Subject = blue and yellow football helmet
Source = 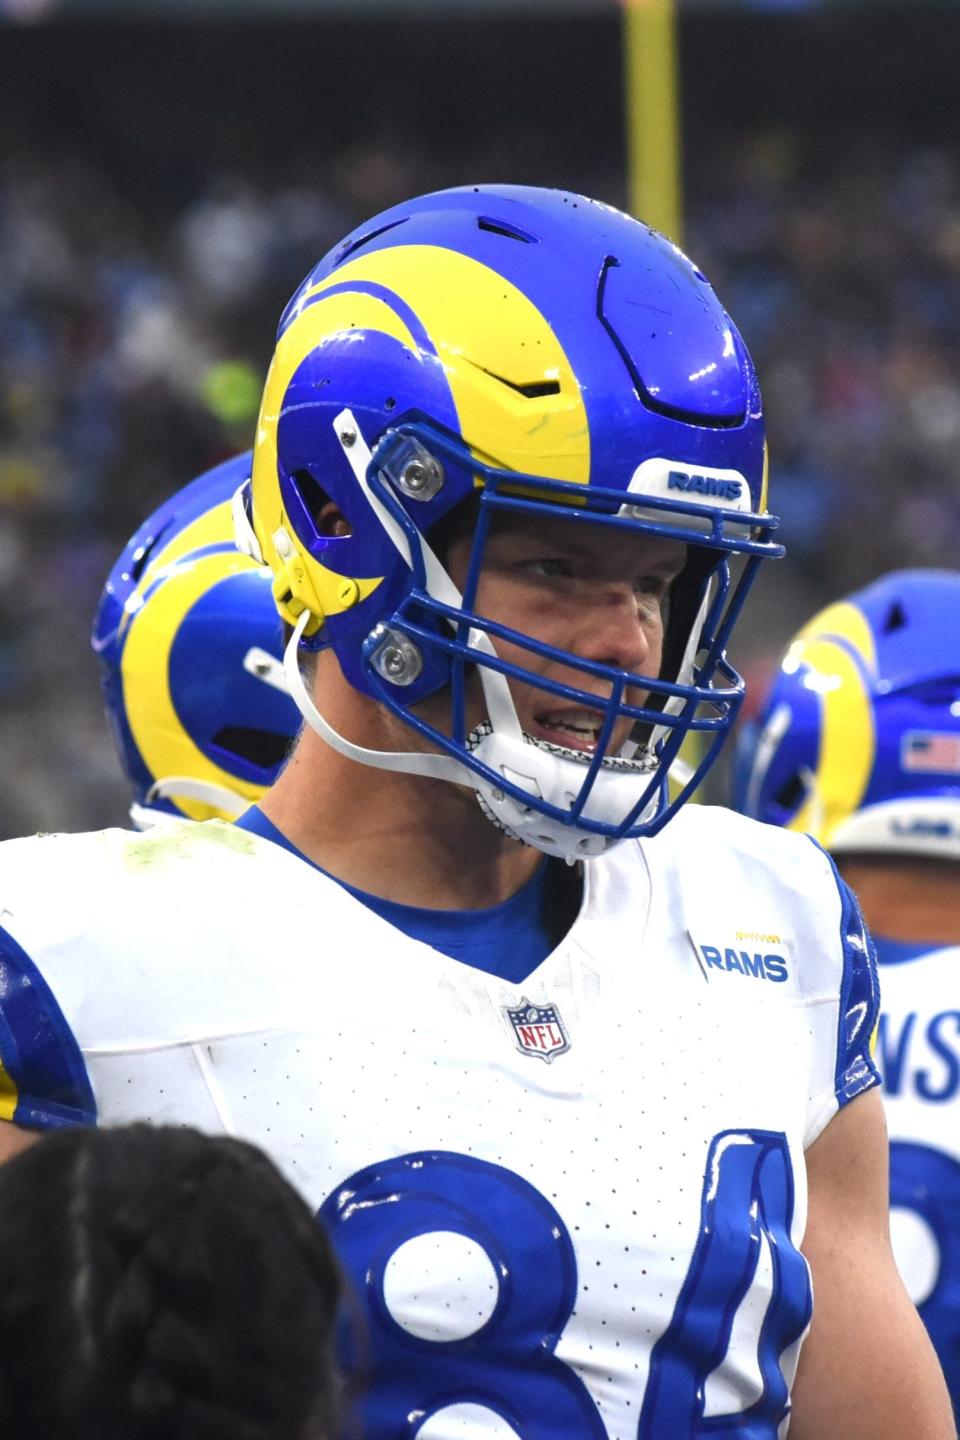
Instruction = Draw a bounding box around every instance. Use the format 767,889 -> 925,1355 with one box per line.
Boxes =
239,185 -> 783,859
733,570 -> 960,858
93,453 -> 301,828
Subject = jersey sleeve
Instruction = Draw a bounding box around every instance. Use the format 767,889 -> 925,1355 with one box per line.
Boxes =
0,831 -> 98,1132
801,837 -> 881,1145
831,869 -> 881,1108
0,922 -> 96,1129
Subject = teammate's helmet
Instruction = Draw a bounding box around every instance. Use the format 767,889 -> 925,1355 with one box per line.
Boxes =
241,184 -> 783,859
93,454 -> 301,828
733,570 -> 960,859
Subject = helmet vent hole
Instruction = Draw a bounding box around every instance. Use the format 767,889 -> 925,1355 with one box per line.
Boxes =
128,524 -> 171,583
883,600 -> 907,633
774,773 -> 808,812
476,216 -> 538,244
212,726 -> 291,770
128,543 -> 154,584
293,470 -> 349,537
465,360 -> 560,399
509,378 -> 561,399
332,217 -> 409,268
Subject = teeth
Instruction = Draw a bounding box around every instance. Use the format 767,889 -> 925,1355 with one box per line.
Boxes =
541,712 -> 602,736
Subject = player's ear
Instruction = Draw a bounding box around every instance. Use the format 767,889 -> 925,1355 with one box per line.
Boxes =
318,500 -> 351,538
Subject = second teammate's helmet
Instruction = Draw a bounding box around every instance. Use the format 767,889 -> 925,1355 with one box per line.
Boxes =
93,454 -> 301,827
734,570 -> 960,859
241,184 -> 783,859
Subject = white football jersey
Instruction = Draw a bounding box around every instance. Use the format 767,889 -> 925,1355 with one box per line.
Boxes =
0,807 -> 878,1440
873,935 -> 960,1412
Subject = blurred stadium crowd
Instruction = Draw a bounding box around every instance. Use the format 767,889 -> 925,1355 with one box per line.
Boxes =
3,114 -> 960,835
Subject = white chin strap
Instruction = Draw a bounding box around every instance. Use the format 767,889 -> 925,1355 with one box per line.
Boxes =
284,610 -> 470,786
648,578 -> 714,755
131,777 -> 252,829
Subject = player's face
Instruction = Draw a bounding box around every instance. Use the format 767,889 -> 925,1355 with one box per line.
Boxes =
445,510 -> 686,755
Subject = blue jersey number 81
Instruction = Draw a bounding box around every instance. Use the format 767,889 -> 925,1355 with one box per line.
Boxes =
319,1130 -> 811,1438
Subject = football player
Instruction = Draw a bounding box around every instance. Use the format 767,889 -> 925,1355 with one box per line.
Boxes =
92,452 -> 300,827
734,568 -> 960,1420
0,187 -> 950,1439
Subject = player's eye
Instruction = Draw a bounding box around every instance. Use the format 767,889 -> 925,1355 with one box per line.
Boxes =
525,557 -> 575,579
634,577 -> 672,623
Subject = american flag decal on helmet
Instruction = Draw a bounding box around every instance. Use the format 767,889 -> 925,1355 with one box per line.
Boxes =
503,998 -> 570,1063
902,731 -> 960,775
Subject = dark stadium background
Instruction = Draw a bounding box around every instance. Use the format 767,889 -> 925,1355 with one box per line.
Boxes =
2,0 -> 958,836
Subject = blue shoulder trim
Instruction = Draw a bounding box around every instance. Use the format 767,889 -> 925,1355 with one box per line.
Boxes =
806,841 -> 881,1107
0,924 -> 96,1129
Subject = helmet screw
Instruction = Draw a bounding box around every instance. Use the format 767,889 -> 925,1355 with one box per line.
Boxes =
369,626 -> 424,686
402,461 -> 428,491
339,425 -> 358,449
391,446 -> 444,501
337,577 -> 360,609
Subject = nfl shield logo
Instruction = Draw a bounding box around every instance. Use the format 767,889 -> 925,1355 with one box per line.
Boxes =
504,997 -> 570,1063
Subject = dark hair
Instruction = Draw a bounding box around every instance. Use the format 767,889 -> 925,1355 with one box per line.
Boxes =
0,1124 -> 341,1440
